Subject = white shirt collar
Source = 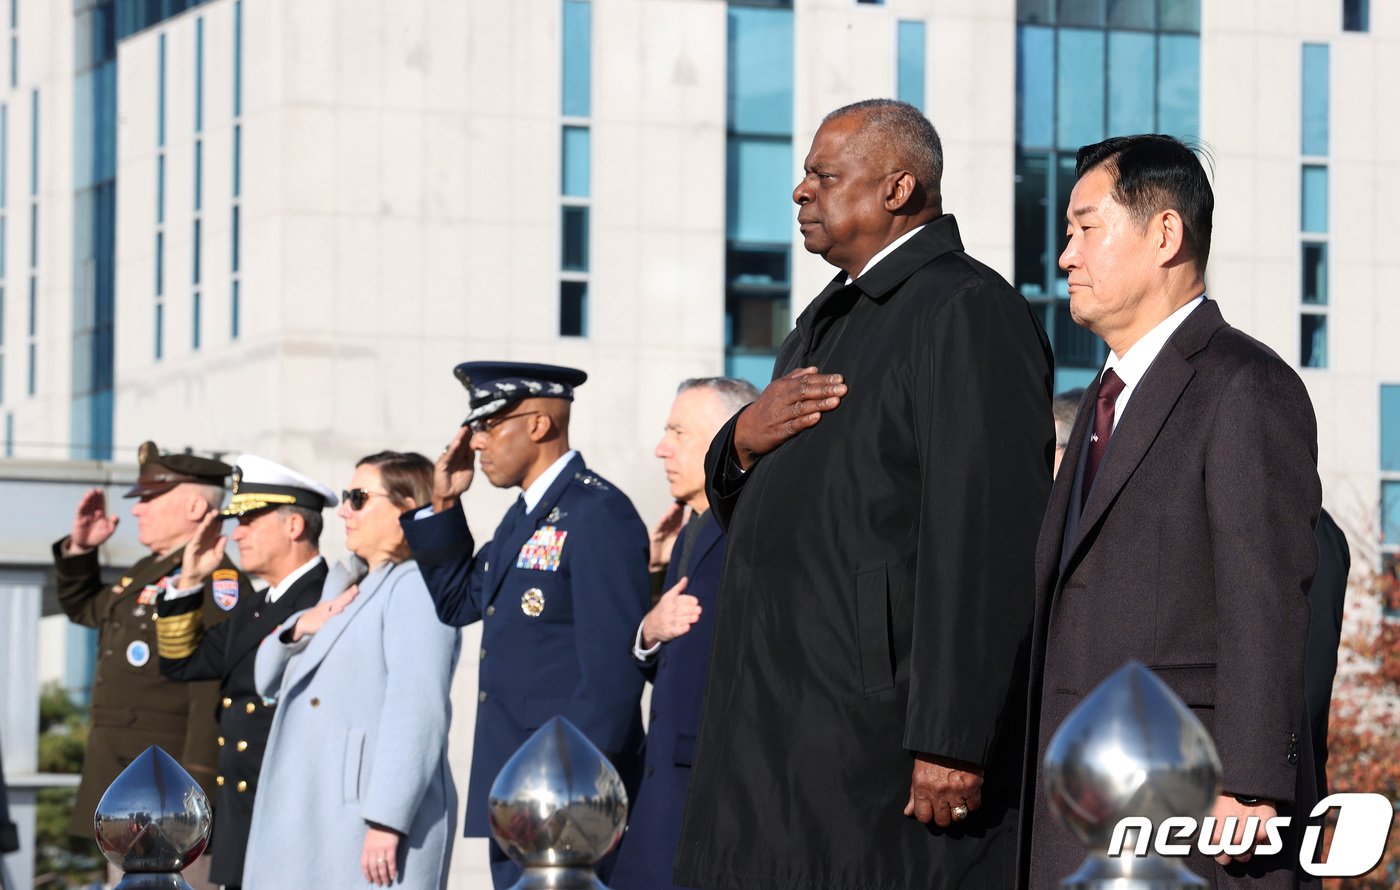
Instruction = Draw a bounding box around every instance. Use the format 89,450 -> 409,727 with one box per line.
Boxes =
522,450 -> 578,513
266,555 -> 325,604
1101,294 -> 1205,429
844,225 -> 927,285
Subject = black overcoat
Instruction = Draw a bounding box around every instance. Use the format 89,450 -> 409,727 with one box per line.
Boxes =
674,216 -> 1054,890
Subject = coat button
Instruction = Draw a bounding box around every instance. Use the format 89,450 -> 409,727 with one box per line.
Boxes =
646,766 -> 654,777
218,737 -> 225,747
237,780 -> 248,792
216,776 -> 225,786
486,605 -> 496,616
222,697 -> 232,708
236,740 -> 248,752
245,702 -> 256,714
310,698 -> 320,707
479,691 -> 488,702
254,611 -> 261,618
1287,753 -> 1298,764
480,648 -> 486,660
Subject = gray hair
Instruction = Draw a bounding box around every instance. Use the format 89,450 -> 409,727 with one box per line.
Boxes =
277,504 -> 324,548
678,377 -> 760,417
824,98 -> 943,190
194,483 -> 226,512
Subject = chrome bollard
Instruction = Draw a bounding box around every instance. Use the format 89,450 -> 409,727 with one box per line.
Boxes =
489,716 -> 628,890
1046,661 -> 1222,889
93,746 -> 212,890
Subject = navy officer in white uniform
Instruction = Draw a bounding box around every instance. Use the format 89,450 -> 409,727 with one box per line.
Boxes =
400,361 -> 650,888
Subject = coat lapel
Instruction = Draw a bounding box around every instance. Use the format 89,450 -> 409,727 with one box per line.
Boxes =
227,561 -> 328,669
283,561 -> 400,692
1060,299 -> 1226,570
483,454 -> 585,608
686,513 -> 724,573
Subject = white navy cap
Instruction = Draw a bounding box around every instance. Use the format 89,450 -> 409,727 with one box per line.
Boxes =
221,454 -> 339,516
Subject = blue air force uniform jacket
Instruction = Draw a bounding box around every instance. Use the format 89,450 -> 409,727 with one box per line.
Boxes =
400,453 -> 651,837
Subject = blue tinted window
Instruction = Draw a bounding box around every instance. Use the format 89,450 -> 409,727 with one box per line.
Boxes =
727,137 -> 793,243
562,206 -> 588,271
562,1 -> 591,117
1300,313 -> 1326,368
1382,385 -> 1400,471
155,302 -> 164,360
1057,29 -> 1104,149
562,126 -> 590,197
232,125 -> 240,197
1108,31 -> 1155,133
728,7 -> 794,136
1060,0 -> 1104,27
1343,0 -> 1368,32
1383,480 -> 1400,545
157,154 -> 165,223
1158,0 -> 1199,31
897,21 -> 926,110
1302,44 -> 1329,156
1018,0 -> 1054,24
155,231 -> 164,296
1107,0 -> 1154,29
1156,34 -> 1199,137
231,205 -> 239,272
231,279 -> 240,339
193,139 -> 203,211
158,34 -> 166,147
193,218 -> 202,284
26,341 -> 34,395
560,280 -> 587,337
1301,165 -> 1327,233
1017,27 -> 1055,147
1301,243 -> 1327,305
194,17 -> 204,132
233,0 -> 243,116
192,291 -> 202,350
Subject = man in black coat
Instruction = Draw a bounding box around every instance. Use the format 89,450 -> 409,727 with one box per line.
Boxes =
157,455 -> 338,889
673,99 -> 1054,890
610,376 -> 757,890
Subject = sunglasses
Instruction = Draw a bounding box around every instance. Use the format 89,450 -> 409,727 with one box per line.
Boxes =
469,411 -> 540,435
342,489 -> 391,511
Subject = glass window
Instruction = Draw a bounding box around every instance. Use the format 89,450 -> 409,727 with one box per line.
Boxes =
232,125 -> 241,198
1017,27 -> 1055,148
233,0 -> 243,116
1056,29 -> 1104,149
158,33 -> 166,147
1014,153 -> 1051,296
1157,0 -> 1199,31
1055,303 -> 1104,368
726,292 -> 789,351
727,137 -> 793,243
194,139 -> 203,211
1383,480 -> 1400,546
1018,0 -> 1054,24
157,154 -> 165,223
155,302 -> 164,361
1301,242 -> 1327,305
561,206 -> 588,272
1107,0 -> 1154,29
1301,165 -> 1328,233
560,280 -> 587,337
1343,0 -> 1369,32
26,341 -> 34,395
155,231 -> 164,296
1381,384 -> 1400,471
1059,0 -> 1104,27
1108,31 -> 1155,133
896,21 -> 926,111
562,0 -> 591,118
231,279 -> 240,339
728,244 -> 789,289
1300,313 -> 1326,368
194,17 -> 204,133
728,6 -> 794,136
231,205 -> 239,273
193,218 -> 202,284
193,291 -> 202,350
1156,34 -> 1199,138
1301,44 -> 1329,157
562,126 -> 590,197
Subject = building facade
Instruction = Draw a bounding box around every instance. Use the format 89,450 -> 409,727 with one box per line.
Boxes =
0,0 -> 1396,886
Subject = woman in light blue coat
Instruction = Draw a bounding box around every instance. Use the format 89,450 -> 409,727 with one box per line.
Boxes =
244,452 -> 460,889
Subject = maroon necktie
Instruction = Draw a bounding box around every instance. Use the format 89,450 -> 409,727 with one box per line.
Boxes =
1081,368 -> 1126,509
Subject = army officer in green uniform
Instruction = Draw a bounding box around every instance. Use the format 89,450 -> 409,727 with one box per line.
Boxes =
52,441 -> 252,881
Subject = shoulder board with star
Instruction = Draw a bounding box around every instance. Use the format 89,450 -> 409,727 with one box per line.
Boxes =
573,471 -> 611,492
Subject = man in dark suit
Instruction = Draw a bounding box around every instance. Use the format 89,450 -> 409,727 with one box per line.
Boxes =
1305,509 -> 1349,796
402,362 -> 651,889
52,441 -> 252,890
156,455 -> 337,889
674,100 -> 1054,890
610,376 -> 757,890
1021,135 -> 1322,888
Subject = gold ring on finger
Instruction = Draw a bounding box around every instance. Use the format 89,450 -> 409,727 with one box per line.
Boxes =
951,803 -> 969,821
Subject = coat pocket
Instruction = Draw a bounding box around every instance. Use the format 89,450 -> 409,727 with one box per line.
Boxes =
343,730 -> 366,804
855,563 -> 895,695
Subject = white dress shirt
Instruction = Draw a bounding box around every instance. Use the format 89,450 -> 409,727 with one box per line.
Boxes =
1100,295 -> 1204,430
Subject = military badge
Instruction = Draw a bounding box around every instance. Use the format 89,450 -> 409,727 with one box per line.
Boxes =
521,588 -> 545,617
137,584 -> 161,606
516,526 -> 567,571
126,640 -> 151,667
212,569 -> 241,611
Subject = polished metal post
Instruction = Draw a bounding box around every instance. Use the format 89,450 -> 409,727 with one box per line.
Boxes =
1046,661 -> 1222,889
93,746 -> 212,890
489,716 -> 628,890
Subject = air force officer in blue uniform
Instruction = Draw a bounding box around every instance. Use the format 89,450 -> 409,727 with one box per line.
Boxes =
400,362 -> 651,888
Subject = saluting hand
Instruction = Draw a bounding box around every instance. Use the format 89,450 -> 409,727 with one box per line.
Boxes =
433,425 -> 476,512
178,511 -> 229,591
640,577 -> 701,649
68,487 -> 120,554
905,752 -> 984,828
291,584 -> 360,642
732,367 -> 847,471
650,502 -> 686,572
